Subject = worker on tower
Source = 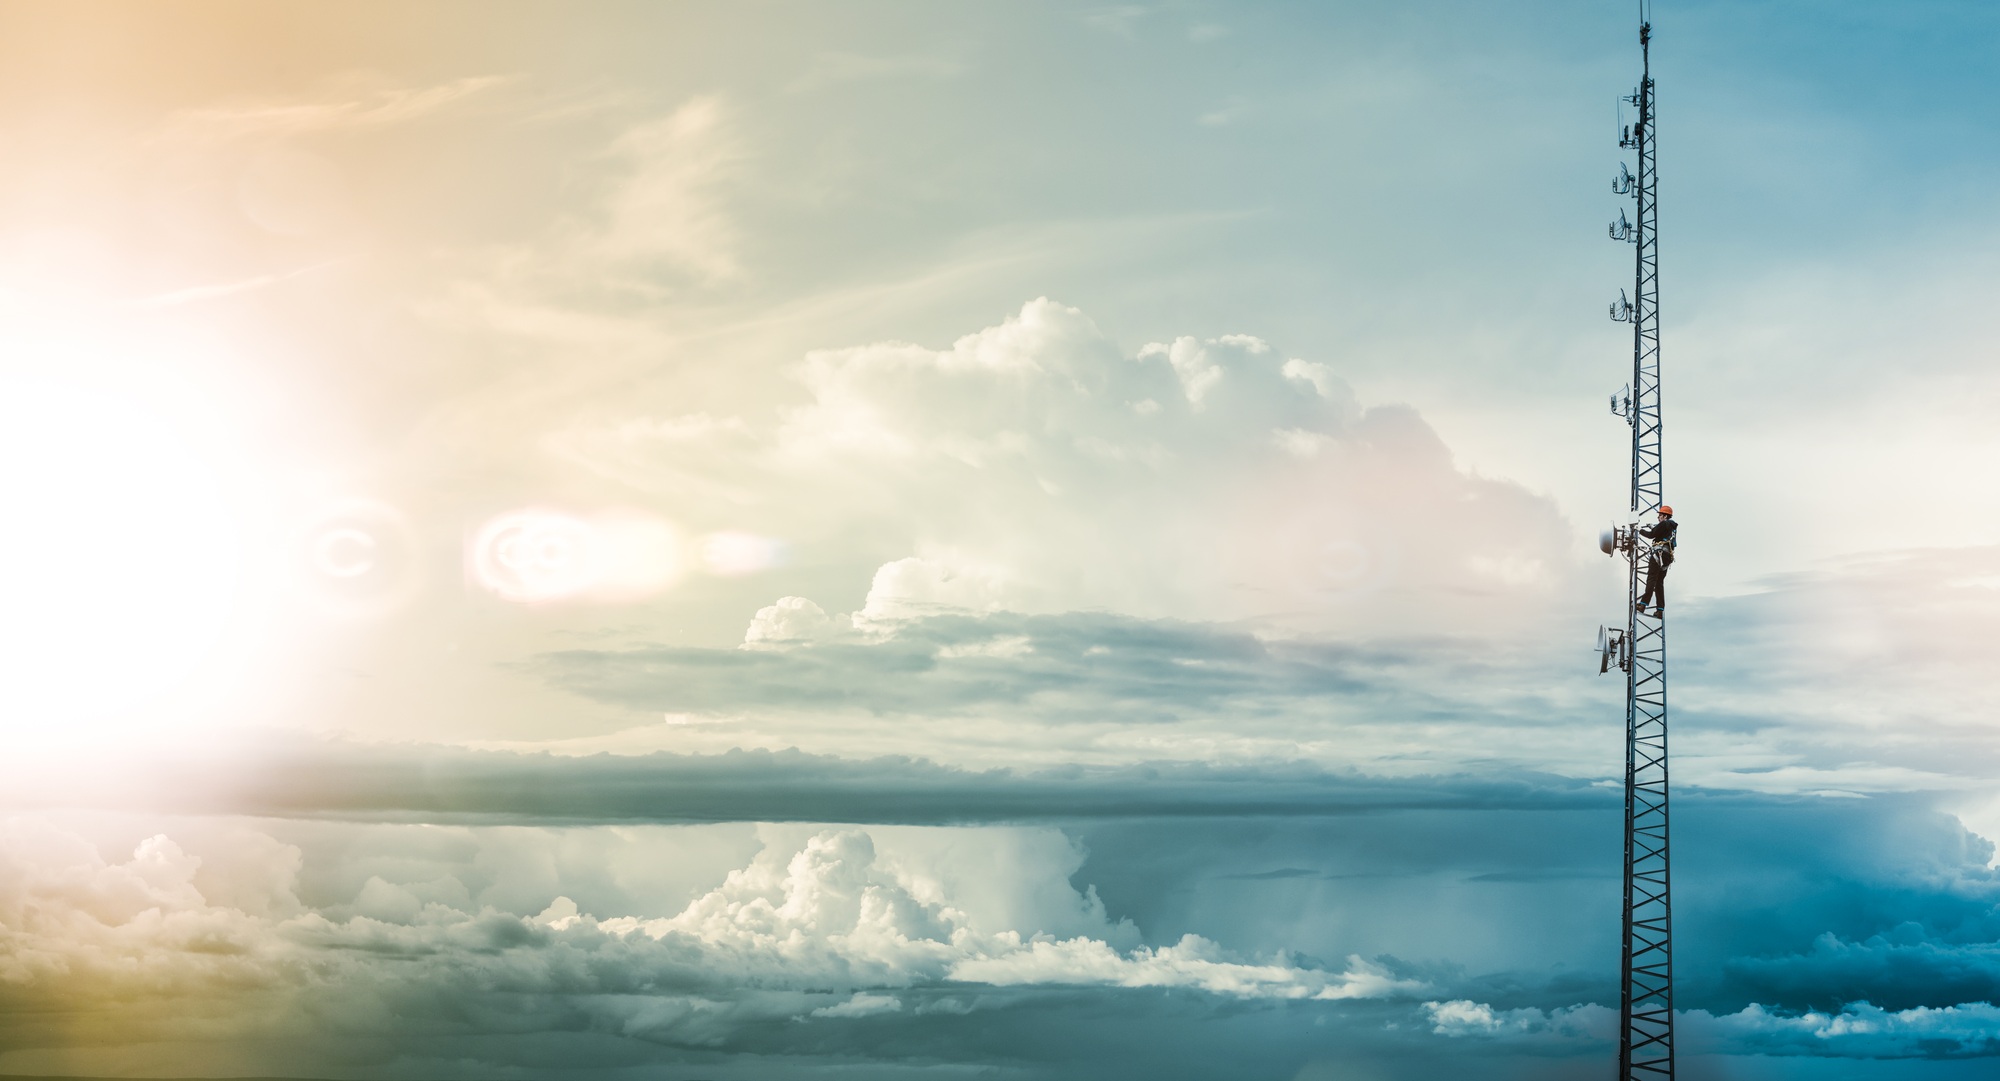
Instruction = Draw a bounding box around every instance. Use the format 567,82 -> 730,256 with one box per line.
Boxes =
1636,505 -> 1676,617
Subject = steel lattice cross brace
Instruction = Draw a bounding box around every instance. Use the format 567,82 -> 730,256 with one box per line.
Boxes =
1623,610 -> 1672,1077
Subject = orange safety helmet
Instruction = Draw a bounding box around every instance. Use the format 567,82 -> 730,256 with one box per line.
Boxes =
1658,505 -> 1674,516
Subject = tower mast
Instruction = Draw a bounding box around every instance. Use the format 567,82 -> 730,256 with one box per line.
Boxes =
1607,9 -> 1673,1079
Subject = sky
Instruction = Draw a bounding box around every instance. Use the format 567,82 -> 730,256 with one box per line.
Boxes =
3,1 -> 2000,1078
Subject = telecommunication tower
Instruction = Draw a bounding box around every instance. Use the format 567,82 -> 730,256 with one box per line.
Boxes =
1596,7 -> 1673,1079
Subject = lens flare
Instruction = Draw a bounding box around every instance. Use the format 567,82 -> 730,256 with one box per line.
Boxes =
291,499 -> 420,616
312,529 -> 376,577
471,510 -> 597,602
470,509 -> 680,603
702,531 -> 787,576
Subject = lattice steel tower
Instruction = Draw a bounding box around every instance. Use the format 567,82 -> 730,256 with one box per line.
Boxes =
1598,8 -> 1672,1080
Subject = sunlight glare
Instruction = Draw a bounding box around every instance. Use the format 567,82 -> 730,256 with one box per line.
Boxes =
470,508 -> 680,603
0,377 -> 245,742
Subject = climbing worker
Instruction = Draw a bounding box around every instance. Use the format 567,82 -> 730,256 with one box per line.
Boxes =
1636,504 -> 1676,617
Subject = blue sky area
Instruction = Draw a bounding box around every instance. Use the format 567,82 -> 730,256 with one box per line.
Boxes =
2,2 -> 2000,1078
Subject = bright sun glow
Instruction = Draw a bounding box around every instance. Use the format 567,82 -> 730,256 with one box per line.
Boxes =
0,368 -> 249,745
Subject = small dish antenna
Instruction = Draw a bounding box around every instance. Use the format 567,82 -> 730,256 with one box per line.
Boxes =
1609,290 -> 1636,323
1608,384 -> 1632,420
1596,623 -> 1629,674
1609,210 -> 1635,243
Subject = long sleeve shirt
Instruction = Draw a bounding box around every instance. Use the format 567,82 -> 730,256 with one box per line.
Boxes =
1639,517 -> 1677,564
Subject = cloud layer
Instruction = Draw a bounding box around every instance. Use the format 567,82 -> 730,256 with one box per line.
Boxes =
0,816 -> 1427,1078
550,298 -> 1585,636
8,785 -> 2000,1078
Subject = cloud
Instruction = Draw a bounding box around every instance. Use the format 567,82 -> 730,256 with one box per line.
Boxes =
550,298 -> 1584,636
744,596 -> 840,648
0,816 -> 1425,1074
406,92 -> 747,380
8,767 -> 2000,1075
955,938 -> 1421,1000
524,535 -> 2000,803
853,554 -> 1018,625
543,607 -> 1476,720
0,819 -> 295,1003
1666,547 -> 2000,796
530,609 -> 1593,784
524,601 -> 1619,779
1422,999 -> 1615,1042
0,739 -> 1609,825
1427,998 -> 2000,1060
1695,1000 -> 2000,1058
810,991 -> 903,1018
161,75 -> 510,143
1721,932 -> 2000,1016
576,96 -> 742,282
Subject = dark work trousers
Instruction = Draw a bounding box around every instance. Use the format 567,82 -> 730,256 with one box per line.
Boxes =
1639,554 -> 1669,611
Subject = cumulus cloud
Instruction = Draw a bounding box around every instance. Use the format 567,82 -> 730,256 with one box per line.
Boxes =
552,298 -> 1583,636
1427,998 -> 2000,1060
703,542 -> 2000,795
1422,999 -> 1615,1042
1719,930 -> 2000,1016
519,542 -> 2000,802
0,816 -> 1423,1072
744,596 -> 840,648
854,554 -> 1017,626
1695,1000 -> 2000,1058
10,767 -> 2000,1076
0,819 -> 298,1013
